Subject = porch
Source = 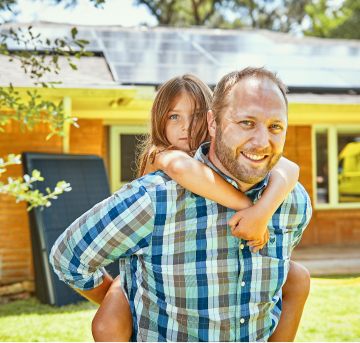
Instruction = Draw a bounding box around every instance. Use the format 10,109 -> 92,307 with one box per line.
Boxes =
292,245 -> 360,276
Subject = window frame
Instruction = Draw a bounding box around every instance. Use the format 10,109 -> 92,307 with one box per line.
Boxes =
312,124 -> 360,209
110,125 -> 148,194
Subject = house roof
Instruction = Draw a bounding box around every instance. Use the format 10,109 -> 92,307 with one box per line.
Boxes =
0,54 -> 118,87
1,21 -> 360,94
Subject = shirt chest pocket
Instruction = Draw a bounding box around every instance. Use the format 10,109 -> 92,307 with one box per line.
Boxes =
259,227 -> 296,260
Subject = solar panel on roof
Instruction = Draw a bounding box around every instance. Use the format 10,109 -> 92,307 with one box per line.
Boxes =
108,28 -> 360,88
3,25 -> 360,89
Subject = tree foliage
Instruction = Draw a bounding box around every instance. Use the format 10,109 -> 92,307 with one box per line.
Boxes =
0,154 -> 72,210
225,0 -> 310,31
305,0 -> 360,39
135,0 -> 222,26
0,2 -> 96,209
135,0 -> 311,31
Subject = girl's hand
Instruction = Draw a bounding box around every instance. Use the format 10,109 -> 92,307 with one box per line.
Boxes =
228,206 -> 271,250
246,228 -> 270,253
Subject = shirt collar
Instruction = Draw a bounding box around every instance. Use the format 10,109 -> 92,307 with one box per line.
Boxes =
194,142 -> 270,200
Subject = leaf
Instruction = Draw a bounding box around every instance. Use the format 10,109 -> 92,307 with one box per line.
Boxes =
21,123 -> 25,132
84,51 -> 94,56
53,54 -> 58,63
46,132 -> 54,140
69,63 -> 77,70
76,39 -> 89,45
71,27 -> 78,39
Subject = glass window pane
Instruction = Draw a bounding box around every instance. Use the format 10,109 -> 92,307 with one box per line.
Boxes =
316,132 -> 329,203
120,134 -> 146,182
338,133 -> 360,203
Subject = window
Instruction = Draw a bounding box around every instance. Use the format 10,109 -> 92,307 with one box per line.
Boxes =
110,126 -> 148,193
313,125 -> 360,209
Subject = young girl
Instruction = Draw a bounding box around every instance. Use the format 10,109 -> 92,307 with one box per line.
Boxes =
92,75 -> 310,342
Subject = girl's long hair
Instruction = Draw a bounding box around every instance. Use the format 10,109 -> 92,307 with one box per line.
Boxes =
137,74 -> 213,178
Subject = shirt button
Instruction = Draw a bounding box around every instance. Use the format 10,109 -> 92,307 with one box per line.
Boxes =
240,244 -> 244,249
240,318 -> 245,324
241,281 -> 245,287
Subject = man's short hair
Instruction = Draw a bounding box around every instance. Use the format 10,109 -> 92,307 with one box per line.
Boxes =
211,67 -> 289,124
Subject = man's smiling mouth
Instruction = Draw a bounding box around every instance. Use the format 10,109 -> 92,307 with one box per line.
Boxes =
241,152 -> 268,161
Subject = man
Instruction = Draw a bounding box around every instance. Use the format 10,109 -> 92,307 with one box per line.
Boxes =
50,67 -> 312,341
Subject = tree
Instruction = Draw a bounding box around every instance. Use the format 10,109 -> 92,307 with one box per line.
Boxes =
0,1 -> 96,209
135,0 -> 223,26
223,0 -> 310,31
136,0 -> 311,32
304,0 -> 360,39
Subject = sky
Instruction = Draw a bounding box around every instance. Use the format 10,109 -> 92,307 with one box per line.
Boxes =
7,0 -> 158,26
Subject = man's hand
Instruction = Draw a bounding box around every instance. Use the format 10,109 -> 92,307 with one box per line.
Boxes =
228,206 -> 270,253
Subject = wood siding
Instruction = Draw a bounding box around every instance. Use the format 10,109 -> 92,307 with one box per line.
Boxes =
283,126 -> 360,247
0,119 -> 104,284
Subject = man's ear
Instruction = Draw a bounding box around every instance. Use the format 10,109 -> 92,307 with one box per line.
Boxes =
207,110 -> 216,139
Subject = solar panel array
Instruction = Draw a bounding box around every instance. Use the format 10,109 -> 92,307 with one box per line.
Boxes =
3,25 -> 360,89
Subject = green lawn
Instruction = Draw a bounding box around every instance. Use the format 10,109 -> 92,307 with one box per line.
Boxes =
0,276 -> 359,342
296,275 -> 360,342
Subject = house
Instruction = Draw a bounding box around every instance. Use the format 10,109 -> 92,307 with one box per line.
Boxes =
1,22 -> 360,285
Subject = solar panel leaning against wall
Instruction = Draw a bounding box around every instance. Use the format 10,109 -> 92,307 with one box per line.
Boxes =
22,152 -> 119,307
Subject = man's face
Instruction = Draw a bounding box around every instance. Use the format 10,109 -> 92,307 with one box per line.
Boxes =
211,77 -> 287,186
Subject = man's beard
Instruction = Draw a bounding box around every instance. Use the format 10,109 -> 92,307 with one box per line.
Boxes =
214,127 -> 282,185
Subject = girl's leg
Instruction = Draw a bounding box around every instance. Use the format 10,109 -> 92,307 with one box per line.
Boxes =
92,275 -> 133,342
268,260 -> 310,342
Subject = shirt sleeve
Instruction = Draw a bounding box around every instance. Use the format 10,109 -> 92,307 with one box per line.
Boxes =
49,182 -> 154,291
291,183 -> 313,251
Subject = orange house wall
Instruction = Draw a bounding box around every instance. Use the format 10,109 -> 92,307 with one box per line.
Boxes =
283,126 -> 360,247
0,119 -> 104,284
1,122 -> 359,284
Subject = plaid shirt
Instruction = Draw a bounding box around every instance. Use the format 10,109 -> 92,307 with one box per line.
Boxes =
50,142 -> 312,342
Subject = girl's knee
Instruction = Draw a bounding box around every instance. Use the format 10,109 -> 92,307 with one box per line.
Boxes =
284,261 -> 310,299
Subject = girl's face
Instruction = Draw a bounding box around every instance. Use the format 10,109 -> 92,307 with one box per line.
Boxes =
165,92 -> 200,152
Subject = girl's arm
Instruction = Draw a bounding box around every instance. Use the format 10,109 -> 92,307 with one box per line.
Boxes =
146,149 -> 253,211
148,149 -> 299,251
256,156 -> 300,219
229,157 -> 299,251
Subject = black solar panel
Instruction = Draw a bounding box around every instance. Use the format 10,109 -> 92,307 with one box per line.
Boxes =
22,152 -> 119,307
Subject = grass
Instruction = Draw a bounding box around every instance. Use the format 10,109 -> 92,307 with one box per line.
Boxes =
296,275 -> 360,342
0,298 -> 98,342
0,275 -> 359,342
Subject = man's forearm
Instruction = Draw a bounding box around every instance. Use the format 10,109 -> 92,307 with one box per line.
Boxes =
74,273 -> 113,305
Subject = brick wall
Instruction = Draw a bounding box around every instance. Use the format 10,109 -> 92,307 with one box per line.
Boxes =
283,125 -> 360,247
0,118 -> 104,285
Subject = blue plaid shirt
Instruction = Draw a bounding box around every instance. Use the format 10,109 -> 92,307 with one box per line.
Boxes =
50,142 -> 312,342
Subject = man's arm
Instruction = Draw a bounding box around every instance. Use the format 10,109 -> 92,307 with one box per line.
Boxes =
49,182 -> 154,295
